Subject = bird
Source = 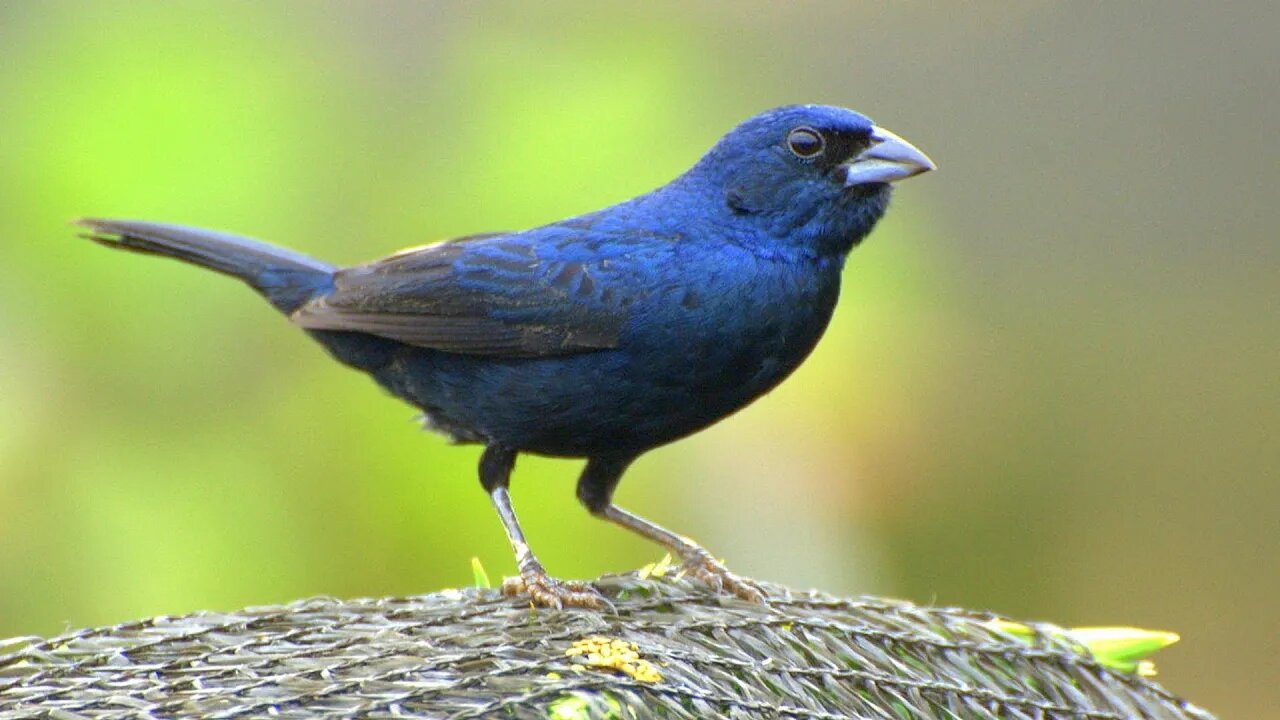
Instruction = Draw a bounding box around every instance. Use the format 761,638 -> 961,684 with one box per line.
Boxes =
79,104 -> 934,609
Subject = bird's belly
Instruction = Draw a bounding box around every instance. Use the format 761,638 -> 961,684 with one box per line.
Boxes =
369,292 -> 834,456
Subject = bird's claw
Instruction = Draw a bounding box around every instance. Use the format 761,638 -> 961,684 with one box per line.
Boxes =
681,551 -> 766,603
502,569 -> 610,610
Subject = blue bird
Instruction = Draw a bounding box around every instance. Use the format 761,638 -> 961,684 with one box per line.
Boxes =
80,105 -> 933,608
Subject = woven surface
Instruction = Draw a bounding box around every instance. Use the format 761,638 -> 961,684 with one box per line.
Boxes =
0,572 -> 1213,719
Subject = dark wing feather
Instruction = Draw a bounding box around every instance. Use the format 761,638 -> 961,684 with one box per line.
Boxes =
290,233 -> 627,357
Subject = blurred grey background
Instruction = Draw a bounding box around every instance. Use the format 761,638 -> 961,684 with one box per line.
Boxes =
1,2 -> 1276,716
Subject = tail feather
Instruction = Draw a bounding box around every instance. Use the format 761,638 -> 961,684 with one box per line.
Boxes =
78,218 -> 335,314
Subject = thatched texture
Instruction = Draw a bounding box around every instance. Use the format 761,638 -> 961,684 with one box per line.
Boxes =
0,572 -> 1213,719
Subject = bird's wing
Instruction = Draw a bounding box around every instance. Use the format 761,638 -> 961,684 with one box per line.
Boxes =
290,230 -> 646,357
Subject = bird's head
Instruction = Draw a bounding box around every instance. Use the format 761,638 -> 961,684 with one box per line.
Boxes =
688,104 -> 934,257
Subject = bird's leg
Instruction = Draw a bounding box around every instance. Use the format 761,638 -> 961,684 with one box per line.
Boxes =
479,446 -> 604,609
577,455 -> 765,602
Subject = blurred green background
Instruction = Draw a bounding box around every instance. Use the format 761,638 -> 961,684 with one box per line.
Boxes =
1,2 -> 1276,716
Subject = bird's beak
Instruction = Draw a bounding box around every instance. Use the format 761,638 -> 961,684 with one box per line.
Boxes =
842,126 -> 936,187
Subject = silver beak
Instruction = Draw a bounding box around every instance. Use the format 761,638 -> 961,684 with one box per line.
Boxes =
842,125 -> 936,187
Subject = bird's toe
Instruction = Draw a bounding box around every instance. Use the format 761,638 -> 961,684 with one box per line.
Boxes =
502,571 -> 610,610
682,554 -> 766,603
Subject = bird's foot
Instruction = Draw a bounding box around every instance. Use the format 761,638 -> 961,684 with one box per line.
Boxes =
501,567 -> 609,610
679,550 -> 766,603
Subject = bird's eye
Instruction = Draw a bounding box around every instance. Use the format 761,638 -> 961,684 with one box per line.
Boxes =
786,127 -> 825,158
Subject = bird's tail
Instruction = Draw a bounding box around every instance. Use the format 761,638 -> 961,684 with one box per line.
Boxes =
77,218 -> 336,314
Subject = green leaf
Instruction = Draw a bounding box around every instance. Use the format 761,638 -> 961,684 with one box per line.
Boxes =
547,692 -> 623,719
1070,627 -> 1180,676
984,619 -> 1179,676
471,557 -> 491,589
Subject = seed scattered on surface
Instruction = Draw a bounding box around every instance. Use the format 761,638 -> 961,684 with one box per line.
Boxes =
565,636 -> 662,683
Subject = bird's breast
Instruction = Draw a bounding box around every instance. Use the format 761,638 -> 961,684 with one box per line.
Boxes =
619,252 -> 843,417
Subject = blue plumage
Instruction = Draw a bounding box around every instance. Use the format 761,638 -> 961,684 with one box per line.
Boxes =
81,104 -> 933,608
